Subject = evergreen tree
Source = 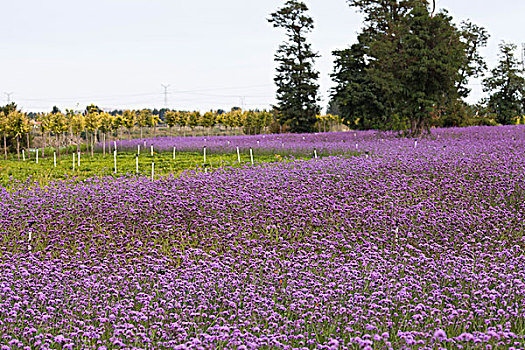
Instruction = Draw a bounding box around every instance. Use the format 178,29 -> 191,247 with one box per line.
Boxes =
331,0 -> 481,135
268,0 -> 320,133
331,34 -> 390,130
456,21 -> 490,98
482,42 -> 525,125
396,4 -> 465,134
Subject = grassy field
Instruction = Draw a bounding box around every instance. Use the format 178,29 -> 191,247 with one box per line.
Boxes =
0,149 -> 310,188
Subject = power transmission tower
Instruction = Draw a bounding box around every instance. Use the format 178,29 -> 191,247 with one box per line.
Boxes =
239,96 -> 246,111
4,92 -> 13,104
161,84 -> 170,108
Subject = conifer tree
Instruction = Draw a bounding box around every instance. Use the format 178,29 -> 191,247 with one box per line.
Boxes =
268,0 -> 320,133
483,42 -> 525,124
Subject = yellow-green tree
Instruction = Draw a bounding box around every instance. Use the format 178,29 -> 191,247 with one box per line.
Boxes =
51,112 -> 68,158
165,111 -> 177,135
137,109 -> 151,138
68,111 -> 85,153
187,111 -> 200,136
122,110 -> 136,140
0,111 -> 8,160
176,111 -> 188,136
99,112 -> 114,156
146,112 -> 161,137
199,111 -> 216,135
112,113 -> 125,139
8,110 -> 30,161
37,113 -> 53,158
84,110 -> 100,157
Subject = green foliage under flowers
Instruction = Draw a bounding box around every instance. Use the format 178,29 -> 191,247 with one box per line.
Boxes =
0,149 -> 313,188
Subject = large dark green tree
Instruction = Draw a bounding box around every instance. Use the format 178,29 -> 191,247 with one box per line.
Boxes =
482,42 -> 525,125
438,20 -> 489,127
331,35 -> 390,130
268,0 -> 320,133
456,21 -> 490,98
397,4 -> 465,134
331,0 -> 483,135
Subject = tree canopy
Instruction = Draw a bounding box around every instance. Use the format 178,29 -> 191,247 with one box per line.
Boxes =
330,0 -> 489,135
268,0 -> 320,133
482,42 -> 525,125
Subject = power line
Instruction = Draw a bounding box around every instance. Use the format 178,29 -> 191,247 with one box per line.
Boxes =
13,84 -> 273,103
17,91 -> 160,103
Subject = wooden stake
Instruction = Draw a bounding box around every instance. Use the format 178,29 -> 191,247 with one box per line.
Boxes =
249,147 -> 254,166
73,153 -> 75,171
173,146 -> 176,160
53,152 -> 56,167
114,150 -> 117,174
36,149 -> 39,164
136,155 -> 139,174
236,146 -> 241,163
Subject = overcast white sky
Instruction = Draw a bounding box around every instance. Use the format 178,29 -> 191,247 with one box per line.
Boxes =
1,0 -> 524,113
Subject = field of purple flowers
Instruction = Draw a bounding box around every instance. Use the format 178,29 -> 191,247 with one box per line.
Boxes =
111,131 -> 375,155
1,126 -> 525,349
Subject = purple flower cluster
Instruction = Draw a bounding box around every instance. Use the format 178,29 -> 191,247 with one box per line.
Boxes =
2,125 -> 525,349
110,131 -> 379,155
111,126 -> 525,159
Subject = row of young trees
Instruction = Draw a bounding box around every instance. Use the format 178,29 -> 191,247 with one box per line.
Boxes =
269,0 -> 525,135
0,103 -> 345,160
163,109 -> 276,135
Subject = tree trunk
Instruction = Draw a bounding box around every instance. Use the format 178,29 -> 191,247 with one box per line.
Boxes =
41,131 -> 45,159
91,132 -> 94,157
16,136 -> 20,161
140,127 -> 143,139
103,133 -> 106,157
58,134 -> 61,159
3,134 -> 6,160
64,131 -> 68,155
43,132 -> 47,159
26,132 -> 30,159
